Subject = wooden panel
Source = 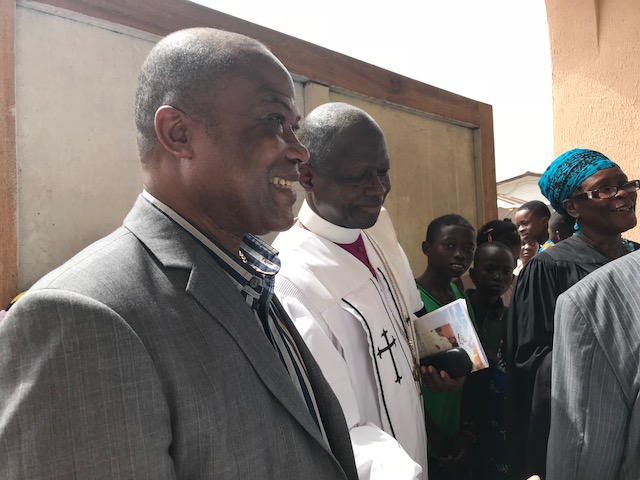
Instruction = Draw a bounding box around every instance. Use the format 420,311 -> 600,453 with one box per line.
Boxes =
477,103 -> 498,222
34,0 -> 484,127
8,0 -> 496,291
0,0 -> 16,307
30,0 -> 495,225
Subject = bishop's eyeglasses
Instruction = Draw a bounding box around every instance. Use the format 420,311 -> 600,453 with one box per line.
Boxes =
571,179 -> 640,200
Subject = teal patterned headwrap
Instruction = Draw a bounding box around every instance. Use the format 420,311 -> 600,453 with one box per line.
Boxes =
538,148 -> 618,216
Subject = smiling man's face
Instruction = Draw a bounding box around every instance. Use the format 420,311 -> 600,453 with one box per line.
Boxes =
181,51 -> 309,240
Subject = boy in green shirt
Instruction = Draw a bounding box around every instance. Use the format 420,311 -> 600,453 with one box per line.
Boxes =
415,214 -> 476,480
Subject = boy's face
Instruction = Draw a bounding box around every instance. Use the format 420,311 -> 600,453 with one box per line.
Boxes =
423,225 -> 475,279
514,209 -> 548,244
470,246 -> 515,298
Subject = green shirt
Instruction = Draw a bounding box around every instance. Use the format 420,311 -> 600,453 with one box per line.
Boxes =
417,283 -> 476,444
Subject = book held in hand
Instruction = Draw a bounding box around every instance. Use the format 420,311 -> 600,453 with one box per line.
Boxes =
414,298 -> 489,373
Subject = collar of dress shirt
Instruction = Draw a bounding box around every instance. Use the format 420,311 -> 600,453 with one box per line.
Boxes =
141,190 -> 280,280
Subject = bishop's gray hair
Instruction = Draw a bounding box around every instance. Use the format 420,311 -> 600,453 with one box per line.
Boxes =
298,102 -> 381,172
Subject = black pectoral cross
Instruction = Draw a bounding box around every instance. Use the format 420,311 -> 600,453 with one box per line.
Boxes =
377,329 -> 402,384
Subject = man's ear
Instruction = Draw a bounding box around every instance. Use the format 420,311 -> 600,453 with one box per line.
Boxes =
154,106 -> 193,158
299,163 -> 315,192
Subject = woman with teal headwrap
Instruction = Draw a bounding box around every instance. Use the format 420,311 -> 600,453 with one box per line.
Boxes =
506,148 -> 639,480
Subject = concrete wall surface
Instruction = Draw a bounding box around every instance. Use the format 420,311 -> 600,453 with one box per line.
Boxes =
546,0 -> 640,240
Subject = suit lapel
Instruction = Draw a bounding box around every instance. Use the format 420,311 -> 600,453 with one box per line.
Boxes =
186,247 -> 331,450
124,196 -> 331,453
272,297 -> 357,475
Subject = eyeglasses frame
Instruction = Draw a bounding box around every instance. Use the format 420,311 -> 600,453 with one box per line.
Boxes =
570,179 -> 640,200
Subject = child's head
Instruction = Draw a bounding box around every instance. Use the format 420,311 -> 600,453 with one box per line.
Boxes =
477,219 -> 521,262
520,239 -> 539,265
469,242 -> 515,299
423,214 -> 475,279
548,211 -> 574,244
514,200 -> 551,245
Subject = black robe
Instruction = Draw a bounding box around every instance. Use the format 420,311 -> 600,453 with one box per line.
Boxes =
506,235 -> 619,480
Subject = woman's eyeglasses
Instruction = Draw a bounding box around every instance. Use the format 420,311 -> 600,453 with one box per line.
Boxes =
571,180 -> 640,200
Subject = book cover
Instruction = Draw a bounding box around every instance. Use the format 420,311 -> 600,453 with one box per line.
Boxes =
414,298 -> 489,372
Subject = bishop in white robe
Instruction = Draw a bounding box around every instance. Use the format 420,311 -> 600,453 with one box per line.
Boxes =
274,203 -> 428,479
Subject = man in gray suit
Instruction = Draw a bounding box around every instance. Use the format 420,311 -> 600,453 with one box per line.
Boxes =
0,28 -> 358,480
547,249 -> 640,480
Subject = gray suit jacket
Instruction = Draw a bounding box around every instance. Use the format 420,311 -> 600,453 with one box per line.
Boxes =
0,196 -> 358,480
548,249 -> 640,480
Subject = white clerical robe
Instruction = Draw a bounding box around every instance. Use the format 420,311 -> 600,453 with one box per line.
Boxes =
273,202 -> 428,480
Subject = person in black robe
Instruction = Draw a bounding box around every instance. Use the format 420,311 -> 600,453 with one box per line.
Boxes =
506,148 -> 639,480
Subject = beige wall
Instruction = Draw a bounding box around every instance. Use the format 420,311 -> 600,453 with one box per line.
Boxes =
546,0 -> 640,240
7,0 -> 494,299
15,6 -> 311,290
15,6 -> 154,289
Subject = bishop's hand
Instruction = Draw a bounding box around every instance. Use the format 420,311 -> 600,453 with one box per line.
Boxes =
420,365 -> 466,393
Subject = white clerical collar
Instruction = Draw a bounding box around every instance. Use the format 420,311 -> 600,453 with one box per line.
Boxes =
298,200 -> 361,244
